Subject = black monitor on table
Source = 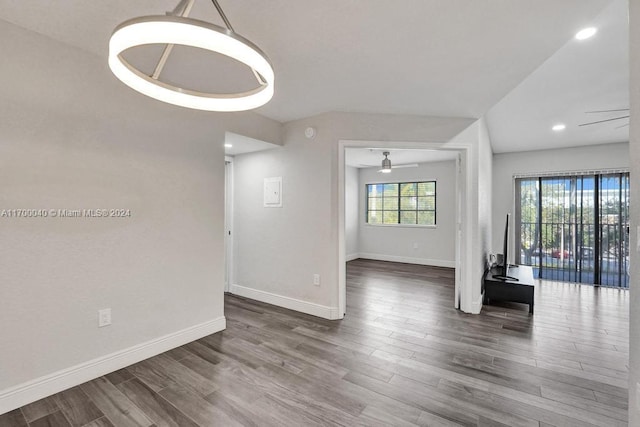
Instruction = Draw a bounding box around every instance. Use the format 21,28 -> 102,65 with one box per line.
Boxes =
493,213 -> 518,281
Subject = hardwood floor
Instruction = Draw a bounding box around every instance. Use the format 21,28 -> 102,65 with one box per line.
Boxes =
2,259 -> 629,426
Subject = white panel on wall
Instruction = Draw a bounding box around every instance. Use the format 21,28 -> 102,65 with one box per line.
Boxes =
263,177 -> 282,207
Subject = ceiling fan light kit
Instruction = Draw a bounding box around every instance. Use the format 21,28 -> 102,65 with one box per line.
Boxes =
108,0 -> 274,112
380,151 -> 392,173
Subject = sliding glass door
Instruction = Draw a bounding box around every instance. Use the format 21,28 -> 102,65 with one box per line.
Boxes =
515,172 -> 629,288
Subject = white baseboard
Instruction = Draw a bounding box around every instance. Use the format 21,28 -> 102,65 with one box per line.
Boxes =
470,292 -> 484,314
230,284 -> 341,320
346,253 -> 360,262
357,253 -> 455,268
0,317 -> 226,414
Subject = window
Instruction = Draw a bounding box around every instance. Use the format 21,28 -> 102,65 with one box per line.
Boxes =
366,181 -> 436,225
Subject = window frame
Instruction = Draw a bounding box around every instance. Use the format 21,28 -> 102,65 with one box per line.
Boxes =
365,180 -> 437,227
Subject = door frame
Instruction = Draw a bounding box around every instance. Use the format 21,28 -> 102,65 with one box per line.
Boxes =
224,156 -> 234,292
337,140 -> 471,318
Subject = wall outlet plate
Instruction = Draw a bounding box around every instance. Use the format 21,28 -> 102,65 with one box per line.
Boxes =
313,274 -> 320,286
98,308 -> 112,327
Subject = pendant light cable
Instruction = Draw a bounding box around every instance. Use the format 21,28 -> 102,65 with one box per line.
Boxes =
209,0 -> 265,85
211,0 -> 234,32
151,0 -> 195,80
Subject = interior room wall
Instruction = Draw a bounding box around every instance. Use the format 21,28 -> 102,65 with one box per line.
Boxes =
231,112 -> 475,318
445,119 -> 493,313
491,142 -> 630,257
477,119 -> 494,307
628,1 -> 639,422
0,20 -> 282,412
356,160 -> 456,267
345,166 -> 360,260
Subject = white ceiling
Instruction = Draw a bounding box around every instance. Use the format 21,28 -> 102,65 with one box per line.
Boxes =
0,0 -> 613,131
345,148 -> 458,168
224,132 -> 279,156
486,0 -> 629,153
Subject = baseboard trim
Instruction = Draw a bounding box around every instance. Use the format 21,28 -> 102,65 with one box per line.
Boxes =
0,316 -> 226,414
346,253 -> 360,262
357,253 -> 455,268
471,292 -> 484,314
230,284 -> 341,320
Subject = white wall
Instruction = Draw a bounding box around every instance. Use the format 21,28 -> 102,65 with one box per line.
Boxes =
0,20 -> 282,412
231,112 -> 475,318
356,161 -> 456,267
444,119 -> 493,313
628,1 -> 639,422
345,166 -> 359,260
492,142 -> 630,256
477,120 -> 494,309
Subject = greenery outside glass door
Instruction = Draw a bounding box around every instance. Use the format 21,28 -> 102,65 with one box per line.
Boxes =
515,173 -> 630,288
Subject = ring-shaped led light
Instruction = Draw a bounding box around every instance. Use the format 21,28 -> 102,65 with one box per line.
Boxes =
108,16 -> 274,111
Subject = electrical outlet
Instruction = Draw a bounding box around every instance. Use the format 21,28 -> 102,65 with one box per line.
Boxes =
98,308 -> 111,328
313,274 -> 320,286
413,243 -> 419,249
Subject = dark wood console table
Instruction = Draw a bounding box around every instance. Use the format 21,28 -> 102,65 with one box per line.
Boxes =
483,265 -> 535,314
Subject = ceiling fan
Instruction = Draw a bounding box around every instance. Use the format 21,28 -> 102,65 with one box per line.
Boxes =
355,163 -> 418,170
579,108 -> 629,129
375,152 -> 418,173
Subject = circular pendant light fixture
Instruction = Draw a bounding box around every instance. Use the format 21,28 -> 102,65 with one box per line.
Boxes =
108,0 -> 274,112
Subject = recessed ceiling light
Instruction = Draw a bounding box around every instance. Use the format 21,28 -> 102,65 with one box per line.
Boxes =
575,27 -> 597,40
224,143 -> 233,148
552,124 -> 566,132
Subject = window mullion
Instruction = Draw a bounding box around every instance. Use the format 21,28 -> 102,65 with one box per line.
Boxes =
434,181 -> 437,225
397,183 -> 401,224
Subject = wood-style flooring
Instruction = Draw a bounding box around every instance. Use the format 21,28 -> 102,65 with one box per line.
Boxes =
1,259 -> 629,426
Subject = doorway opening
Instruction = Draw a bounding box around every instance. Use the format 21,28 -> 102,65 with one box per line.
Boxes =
338,141 -> 471,318
223,132 -> 281,295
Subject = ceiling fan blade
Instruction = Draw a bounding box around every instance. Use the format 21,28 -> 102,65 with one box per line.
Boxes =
392,164 -> 419,169
578,115 -> 630,127
356,163 -> 419,169
585,108 -> 629,114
